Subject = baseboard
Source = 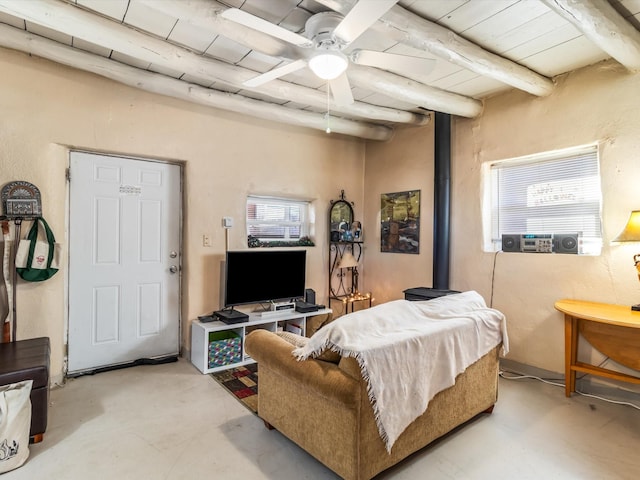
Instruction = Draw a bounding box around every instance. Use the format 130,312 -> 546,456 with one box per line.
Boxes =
499,358 -> 640,404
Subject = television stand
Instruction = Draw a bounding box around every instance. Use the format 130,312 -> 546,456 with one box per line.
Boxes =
214,308 -> 249,324
191,308 -> 332,373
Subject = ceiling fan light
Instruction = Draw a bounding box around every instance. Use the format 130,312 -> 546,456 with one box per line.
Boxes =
308,51 -> 348,80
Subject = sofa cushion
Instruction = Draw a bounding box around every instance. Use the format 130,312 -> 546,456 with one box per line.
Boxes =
305,312 -> 333,338
338,356 -> 361,379
275,331 -> 308,347
275,331 -> 341,364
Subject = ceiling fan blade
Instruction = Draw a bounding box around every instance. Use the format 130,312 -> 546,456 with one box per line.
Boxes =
221,8 -> 313,48
329,73 -> 354,106
352,50 -> 436,76
243,59 -> 308,87
333,0 -> 399,45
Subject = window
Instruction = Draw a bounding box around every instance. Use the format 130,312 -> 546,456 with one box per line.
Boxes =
246,196 -> 313,247
484,144 -> 602,254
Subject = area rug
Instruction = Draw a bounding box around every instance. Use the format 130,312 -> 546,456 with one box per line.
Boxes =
210,363 -> 258,413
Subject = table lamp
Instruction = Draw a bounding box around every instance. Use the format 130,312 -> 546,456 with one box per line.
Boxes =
338,251 -> 359,294
612,210 -> 640,311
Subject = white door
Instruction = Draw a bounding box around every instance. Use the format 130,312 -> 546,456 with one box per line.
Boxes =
68,152 -> 181,374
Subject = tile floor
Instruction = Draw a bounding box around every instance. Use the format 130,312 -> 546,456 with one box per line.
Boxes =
3,357 -> 639,480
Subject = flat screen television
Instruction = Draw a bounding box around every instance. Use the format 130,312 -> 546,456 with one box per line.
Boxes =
224,250 -> 306,308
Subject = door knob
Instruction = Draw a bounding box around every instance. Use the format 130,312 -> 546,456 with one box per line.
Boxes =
169,265 -> 178,274
169,251 -> 178,258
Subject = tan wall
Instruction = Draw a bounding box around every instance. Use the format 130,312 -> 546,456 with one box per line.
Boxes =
5,44 -> 638,391
363,60 -> 640,392
363,124 -> 435,305
0,47 -> 365,383
451,60 -> 640,389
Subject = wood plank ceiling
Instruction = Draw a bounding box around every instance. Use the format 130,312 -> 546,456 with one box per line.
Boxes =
0,0 -> 639,140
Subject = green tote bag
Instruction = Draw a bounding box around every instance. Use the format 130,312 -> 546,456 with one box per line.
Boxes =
15,218 -> 61,282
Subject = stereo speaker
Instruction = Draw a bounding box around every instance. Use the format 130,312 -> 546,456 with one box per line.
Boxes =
305,288 -> 316,305
554,233 -> 580,254
501,234 -> 521,252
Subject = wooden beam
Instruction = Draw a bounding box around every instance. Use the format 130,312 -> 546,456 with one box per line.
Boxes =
315,0 -> 555,97
137,0 -> 309,61
347,65 -> 482,118
0,0 -> 419,126
541,0 -> 640,71
139,0 -> 482,117
0,25 -> 393,140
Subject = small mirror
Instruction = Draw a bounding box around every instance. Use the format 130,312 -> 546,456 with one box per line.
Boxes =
329,191 -> 354,242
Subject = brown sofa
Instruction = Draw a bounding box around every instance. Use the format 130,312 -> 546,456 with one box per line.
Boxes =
245,329 -> 500,480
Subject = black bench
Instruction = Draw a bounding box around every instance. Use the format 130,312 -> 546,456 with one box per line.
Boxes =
0,337 -> 50,443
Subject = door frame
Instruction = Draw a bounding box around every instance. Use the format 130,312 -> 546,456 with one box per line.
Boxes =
65,149 -> 185,376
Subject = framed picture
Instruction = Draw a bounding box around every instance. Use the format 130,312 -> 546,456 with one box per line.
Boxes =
380,190 -> 420,254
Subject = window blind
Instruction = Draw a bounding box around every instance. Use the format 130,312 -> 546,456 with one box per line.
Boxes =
247,196 -> 308,241
488,144 -> 602,254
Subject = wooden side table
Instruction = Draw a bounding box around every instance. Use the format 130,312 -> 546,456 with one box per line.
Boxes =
554,299 -> 640,397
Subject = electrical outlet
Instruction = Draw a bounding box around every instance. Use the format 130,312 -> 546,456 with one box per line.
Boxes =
203,234 -> 212,247
222,216 -> 233,228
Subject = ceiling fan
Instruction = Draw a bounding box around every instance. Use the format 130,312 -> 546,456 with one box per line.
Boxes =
221,0 -> 435,106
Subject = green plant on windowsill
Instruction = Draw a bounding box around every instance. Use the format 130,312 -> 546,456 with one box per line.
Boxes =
247,235 -> 315,248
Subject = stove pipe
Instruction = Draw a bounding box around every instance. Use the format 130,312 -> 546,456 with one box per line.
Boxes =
433,112 -> 451,290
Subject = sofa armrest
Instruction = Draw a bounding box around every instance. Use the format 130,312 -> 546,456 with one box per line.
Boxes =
246,329 -> 366,479
245,329 -> 359,406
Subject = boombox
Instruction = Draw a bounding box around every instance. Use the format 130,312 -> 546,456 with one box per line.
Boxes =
553,233 -> 580,254
501,233 -> 580,254
501,234 -> 520,252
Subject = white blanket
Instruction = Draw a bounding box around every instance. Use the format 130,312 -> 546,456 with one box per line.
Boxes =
293,290 -> 508,452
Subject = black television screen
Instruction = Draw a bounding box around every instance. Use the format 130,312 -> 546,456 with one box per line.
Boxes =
224,250 -> 306,307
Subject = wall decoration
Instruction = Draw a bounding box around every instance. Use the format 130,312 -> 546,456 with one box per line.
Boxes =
380,190 -> 421,254
1,181 -> 42,218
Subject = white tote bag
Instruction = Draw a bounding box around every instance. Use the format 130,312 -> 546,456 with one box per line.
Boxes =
0,380 -> 32,473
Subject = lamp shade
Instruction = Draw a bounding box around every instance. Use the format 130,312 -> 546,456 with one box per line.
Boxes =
338,252 -> 358,269
308,51 -> 348,80
612,210 -> 640,242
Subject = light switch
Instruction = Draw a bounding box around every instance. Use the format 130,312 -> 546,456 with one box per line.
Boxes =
222,216 -> 233,228
203,234 -> 212,247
